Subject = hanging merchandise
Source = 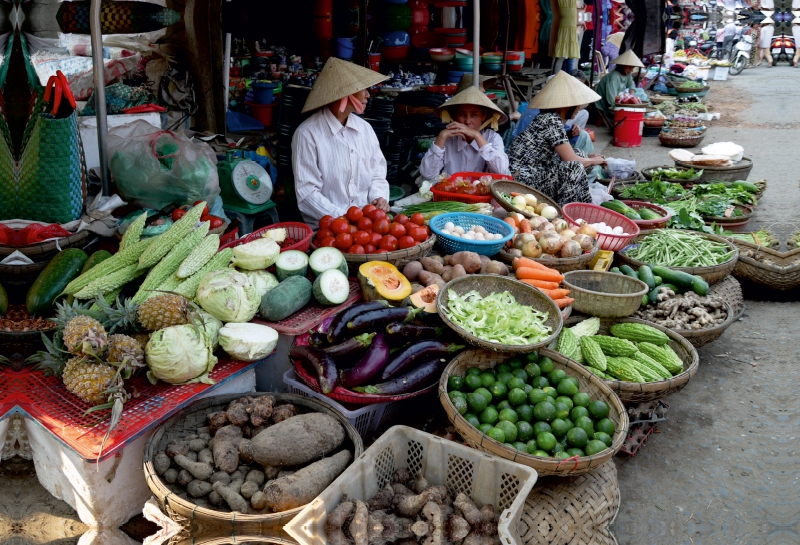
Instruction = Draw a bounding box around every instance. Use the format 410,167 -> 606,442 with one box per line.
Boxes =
55,0 -> 180,35
554,0 -> 581,59
539,0 -> 553,56
621,0 -> 663,57
515,0 -> 542,56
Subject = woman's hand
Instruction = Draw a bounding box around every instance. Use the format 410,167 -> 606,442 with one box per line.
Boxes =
371,197 -> 390,212
446,122 -> 483,142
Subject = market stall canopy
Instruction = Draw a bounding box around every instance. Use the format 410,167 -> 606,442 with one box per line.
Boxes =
301,57 -> 389,114
435,85 -> 508,128
528,71 -> 601,110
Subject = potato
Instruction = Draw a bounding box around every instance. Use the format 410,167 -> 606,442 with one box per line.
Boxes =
240,480 -> 260,500
450,264 -> 467,279
164,468 -> 178,484
447,252 -> 482,273
441,265 -> 453,282
402,261 -> 423,281
153,451 -> 171,476
410,283 -> 425,294
482,261 -> 509,276
417,270 -> 445,289
419,257 -> 444,275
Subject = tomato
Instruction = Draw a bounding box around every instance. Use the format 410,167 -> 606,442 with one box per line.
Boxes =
348,224 -> 358,234
398,235 -> 416,250
362,204 -> 377,215
354,230 -> 371,246
206,216 -> 225,229
366,208 -> 386,222
346,206 -> 364,223
357,217 -> 373,231
369,232 -> 383,246
318,215 -> 334,230
394,214 -> 409,226
334,233 -> 353,251
330,218 -> 350,235
364,244 -> 377,253
320,236 -> 336,247
348,244 -> 365,254
193,200 -> 210,216
423,225 -> 432,236
372,217 -> 391,235
171,208 -> 187,222
409,226 -> 428,242
388,222 -> 406,238
317,228 -> 334,240
379,235 -> 398,252
410,213 -> 426,226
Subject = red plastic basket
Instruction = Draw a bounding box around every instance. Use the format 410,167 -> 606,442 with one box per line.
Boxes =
621,200 -> 672,230
219,222 -> 313,252
430,172 -> 512,204
562,203 -> 640,252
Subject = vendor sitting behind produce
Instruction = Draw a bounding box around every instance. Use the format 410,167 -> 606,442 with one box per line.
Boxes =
594,50 -> 644,125
418,86 -> 510,181
292,57 -> 391,229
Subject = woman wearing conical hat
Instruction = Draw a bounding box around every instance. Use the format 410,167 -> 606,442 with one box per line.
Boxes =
506,71 -> 604,206
594,49 -> 644,122
418,86 -> 510,181
292,58 -> 391,229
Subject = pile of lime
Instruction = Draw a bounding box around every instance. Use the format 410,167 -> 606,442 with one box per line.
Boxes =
447,352 -> 616,459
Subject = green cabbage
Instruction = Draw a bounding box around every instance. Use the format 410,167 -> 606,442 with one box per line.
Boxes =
145,324 -> 217,385
244,269 -> 279,298
219,322 -> 279,362
230,238 -> 280,270
192,309 -> 223,349
196,269 -> 261,322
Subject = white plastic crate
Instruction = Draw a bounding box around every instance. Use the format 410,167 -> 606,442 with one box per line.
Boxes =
283,369 -> 401,438
285,425 -> 538,545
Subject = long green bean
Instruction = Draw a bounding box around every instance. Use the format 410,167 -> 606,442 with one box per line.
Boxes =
625,229 -> 735,267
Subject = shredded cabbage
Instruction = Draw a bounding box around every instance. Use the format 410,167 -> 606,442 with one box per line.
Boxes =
443,290 -> 552,345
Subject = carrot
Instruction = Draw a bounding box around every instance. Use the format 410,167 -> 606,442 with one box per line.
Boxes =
553,297 -> 574,309
539,288 -> 572,300
512,257 -> 554,272
519,219 -> 532,234
504,217 -> 518,229
518,278 -> 560,290
514,267 -> 564,283
510,192 -> 522,197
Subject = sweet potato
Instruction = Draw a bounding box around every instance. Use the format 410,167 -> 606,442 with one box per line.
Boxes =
243,413 -> 345,467
173,454 -> 213,481
403,261 -> 423,281
441,266 -> 454,282
417,270 -> 445,289
449,264 -> 467,280
481,261 -> 509,276
446,252 -> 482,273
263,450 -> 352,511
212,481 -> 249,513
420,257 -> 444,275
187,480 -> 213,498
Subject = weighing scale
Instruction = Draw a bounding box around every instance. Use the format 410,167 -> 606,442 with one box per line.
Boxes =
217,149 -> 275,214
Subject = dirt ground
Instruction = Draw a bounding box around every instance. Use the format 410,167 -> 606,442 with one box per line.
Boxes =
1,66 -> 797,545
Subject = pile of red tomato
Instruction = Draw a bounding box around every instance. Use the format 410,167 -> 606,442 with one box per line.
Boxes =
432,178 -> 492,196
314,205 -> 431,254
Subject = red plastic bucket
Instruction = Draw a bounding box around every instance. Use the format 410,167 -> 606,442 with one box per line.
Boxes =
246,102 -> 276,127
613,108 -> 644,148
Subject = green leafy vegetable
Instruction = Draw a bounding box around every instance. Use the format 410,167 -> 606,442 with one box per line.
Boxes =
621,180 -> 686,201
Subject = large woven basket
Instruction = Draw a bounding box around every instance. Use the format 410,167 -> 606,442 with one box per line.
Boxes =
671,301 -> 735,348
701,205 -> 753,225
0,230 -> 90,260
673,157 -> 753,183
659,132 -> 705,148
552,316 -> 699,405
436,274 -> 563,353
439,348 -> 628,476
617,230 -> 739,285
311,235 -> 436,276
727,239 -> 800,291
490,180 -> 562,219
143,393 -> 363,527
641,166 -> 702,184
708,274 -> 744,319
561,270 -> 649,318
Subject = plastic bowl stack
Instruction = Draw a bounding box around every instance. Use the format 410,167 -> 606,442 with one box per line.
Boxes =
429,47 -> 455,62
506,50 -> 525,72
483,52 -> 503,74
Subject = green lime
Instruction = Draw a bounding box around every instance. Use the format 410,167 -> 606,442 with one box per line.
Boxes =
550,418 -> 570,438
479,423 -> 493,434
525,352 -> 540,363
516,404 -> 534,423
536,432 -> 557,452
474,387 -> 492,402
570,406 -> 589,421
479,407 -> 499,426
466,367 -> 482,376
574,416 -> 595,437
497,420 -> 518,443
508,358 -> 524,370
593,431 -> 612,447
508,388 -> 528,406
513,442 -> 528,452
553,443 -> 565,454
496,400 -> 513,412
525,439 -> 539,454
467,392 -> 489,413
566,377 -> 580,388
516,421 -> 534,442
537,357 -> 554,374
588,400 -> 610,420
507,377 -> 526,391
496,363 -> 512,374
595,418 -> 616,436
566,448 -> 585,457
452,396 -> 468,415
555,451 -> 571,459
531,376 -> 550,389
523,384 -> 533,394
532,421 -> 552,436
464,374 -> 482,391
479,372 -> 496,388
489,382 -> 508,401
542,387 -> 558,400
449,391 -> 465,401
499,408 -> 519,425
447,376 -> 464,392
512,369 -> 529,382
572,392 -> 591,408
555,396 -> 574,411
547,369 -> 567,385
556,379 -> 578,396
532,450 -> 550,457
464,413 -> 480,428
566,427 -> 588,448
585,440 -> 607,456
496,372 -> 514,385
524,362 -> 541,379
553,402 -> 570,421
528,388 -> 547,405
533,401 -> 556,422
486,427 -> 506,443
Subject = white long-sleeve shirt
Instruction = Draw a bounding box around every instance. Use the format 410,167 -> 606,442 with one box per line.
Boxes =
292,108 -> 390,229
418,129 -> 510,180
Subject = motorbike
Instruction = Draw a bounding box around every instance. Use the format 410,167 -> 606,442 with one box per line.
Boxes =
729,34 -> 753,75
771,34 -> 796,66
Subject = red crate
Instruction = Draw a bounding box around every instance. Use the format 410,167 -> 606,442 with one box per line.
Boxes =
219,222 -> 313,253
430,172 -> 512,204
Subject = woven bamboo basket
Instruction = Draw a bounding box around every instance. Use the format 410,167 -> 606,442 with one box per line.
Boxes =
641,166 -> 702,184
172,526 -> 299,545
496,241 -> 600,274
439,348 -> 628,476
436,274 -> 563,353
673,157 -> 753,183
0,230 -> 90,260
659,132 -> 705,148
727,239 -> 800,290
490,180 -> 562,219
561,271 -> 649,318
144,393 -> 363,527
671,301 -> 735,348
617,230 -> 739,284
311,235 -> 436,275
708,274 -> 744,319
553,316 -> 699,405
701,205 -> 753,225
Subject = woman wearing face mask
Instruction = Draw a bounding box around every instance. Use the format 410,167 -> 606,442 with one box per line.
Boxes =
292,58 -> 390,229
594,50 -> 644,124
418,86 -> 510,180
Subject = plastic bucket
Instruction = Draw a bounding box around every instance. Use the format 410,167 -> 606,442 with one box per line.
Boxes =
247,102 -> 276,127
613,108 -> 644,148
336,37 -> 355,59
252,81 -> 278,105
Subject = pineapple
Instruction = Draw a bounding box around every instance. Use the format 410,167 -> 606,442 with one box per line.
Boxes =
107,334 -> 145,378
63,316 -> 107,358
92,294 -> 141,334
137,293 -> 191,332
62,357 -> 118,406
131,332 -> 152,349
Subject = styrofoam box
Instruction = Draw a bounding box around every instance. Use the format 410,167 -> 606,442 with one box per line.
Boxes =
285,425 -> 538,545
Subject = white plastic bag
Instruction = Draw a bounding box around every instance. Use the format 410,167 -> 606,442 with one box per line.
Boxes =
604,158 -> 637,179
590,182 -> 614,206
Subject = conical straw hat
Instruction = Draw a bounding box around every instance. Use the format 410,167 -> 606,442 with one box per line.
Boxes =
435,86 -> 508,128
456,74 -> 498,94
529,71 -> 601,110
606,32 -> 625,48
613,50 -> 645,68
302,57 -> 389,113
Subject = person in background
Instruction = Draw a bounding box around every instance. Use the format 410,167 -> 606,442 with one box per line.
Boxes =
716,25 -> 726,58
723,20 -> 738,59
594,50 -> 644,125
292,58 -> 390,229
793,23 -> 800,66
601,32 -> 625,70
756,18 -> 775,67
419,86 -> 509,180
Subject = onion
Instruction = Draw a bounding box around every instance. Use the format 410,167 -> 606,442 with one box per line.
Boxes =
552,218 -> 569,232
514,233 -> 535,250
540,221 -> 554,231
559,229 -> 576,240
578,223 -> 597,238
539,232 -> 563,255
533,230 -> 544,241
534,202 -> 548,215
541,206 -> 559,220
522,240 -> 543,258
573,233 -> 594,251
530,216 -> 547,230
560,240 -> 583,258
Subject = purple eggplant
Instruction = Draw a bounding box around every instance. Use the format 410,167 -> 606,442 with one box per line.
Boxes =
308,331 -> 329,348
340,333 -> 391,389
380,340 -> 465,381
385,323 -> 445,345
323,333 -> 376,365
346,307 -> 422,337
327,301 -> 390,343
289,346 -> 338,394
355,357 -> 447,395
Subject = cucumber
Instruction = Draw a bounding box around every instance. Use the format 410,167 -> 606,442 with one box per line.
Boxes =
647,283 -> 679,305
309,247 -> 349,277
730,180 -> 759,193
691,275 -> 710,296
312,269 -> 350,306
275,250 -> 309,282
619,265 -> 638,279
624,209 -> 642,220
66,250 -> 113,304
637,208 -> 663,220
0,283 -> 7,315
650,266 -> 696,291
27,248 -> 88,316
601,200 -> 635,216
642,294 -> 649,307
259,275 -> 313,321
654,275 -> 663,286
610,267 -> 621,274
637,265 -> 656,290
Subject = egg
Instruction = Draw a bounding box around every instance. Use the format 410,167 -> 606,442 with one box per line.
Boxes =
612,226 -> 624,234
444,221 -> 455,232
451,232 -> 461,238
454,226 -> 465,235
441,229 -> 451,235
